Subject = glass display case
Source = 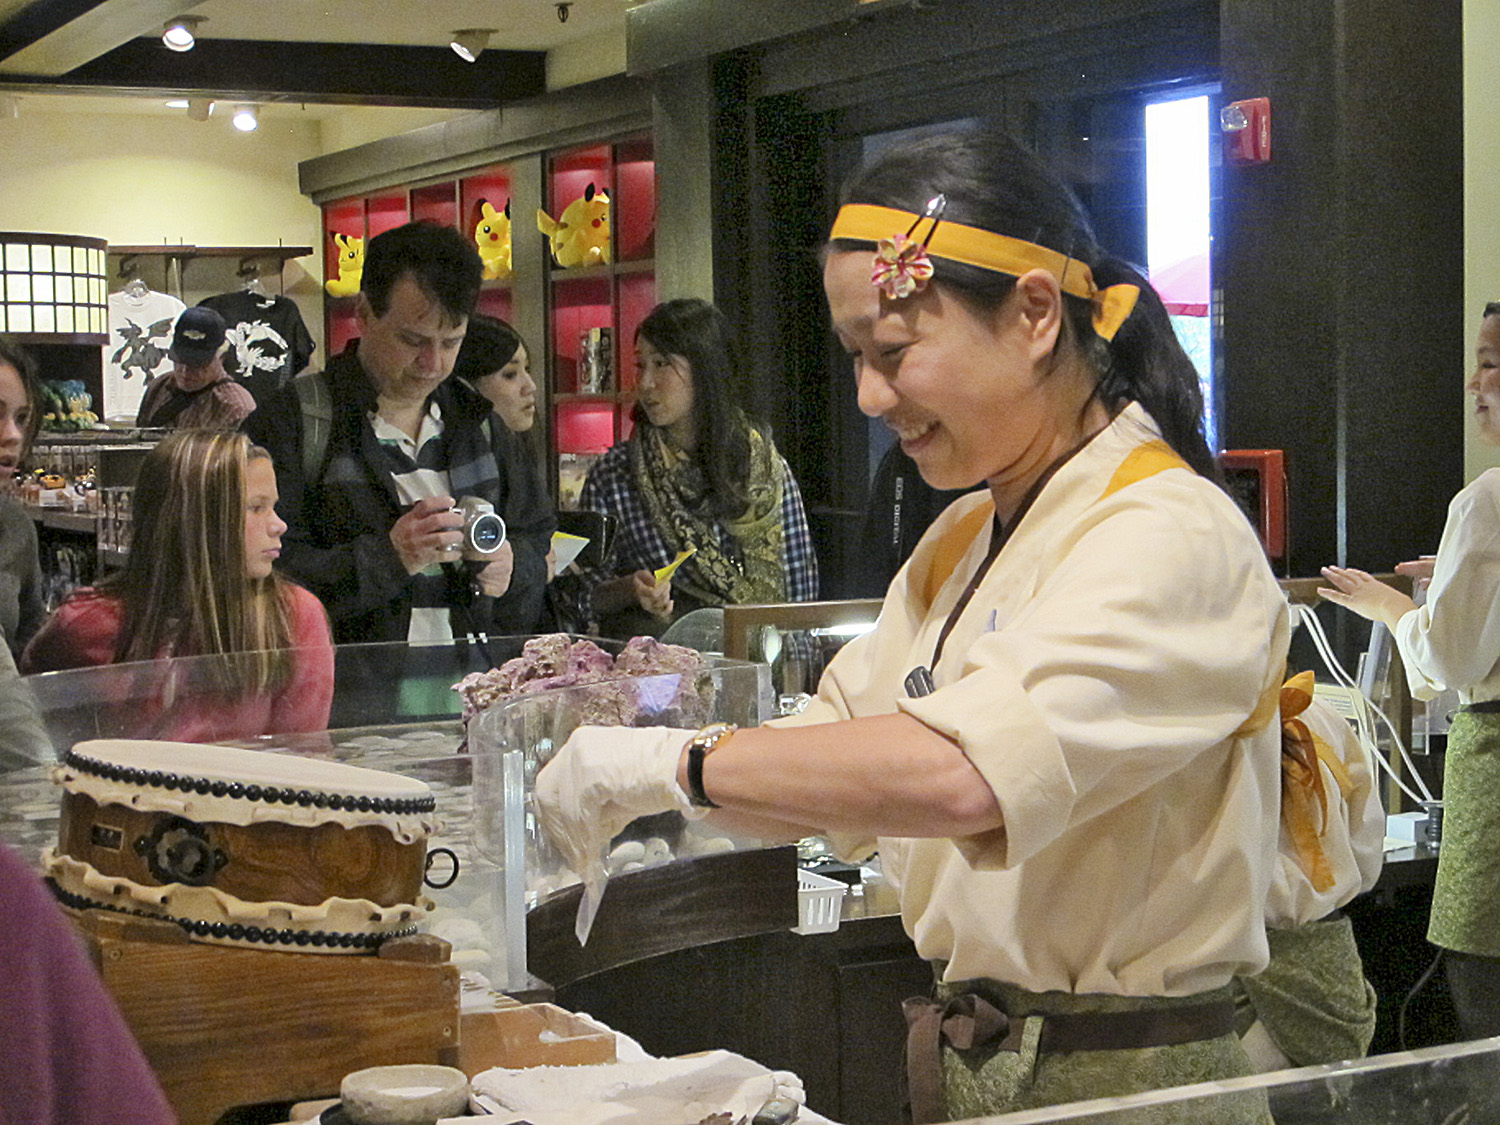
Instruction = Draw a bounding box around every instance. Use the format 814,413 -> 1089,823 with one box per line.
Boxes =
7,638 -> 772,997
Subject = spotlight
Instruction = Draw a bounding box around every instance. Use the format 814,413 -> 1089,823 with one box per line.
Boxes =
165,99 -> 189,109
187,98 -> 214,122
556,3 -> 571,22
162,16 -> 203,52
449,28 -> 494,62
231,104 -> 258,132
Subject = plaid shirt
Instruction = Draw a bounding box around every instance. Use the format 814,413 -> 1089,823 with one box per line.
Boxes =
571,439 -> 819,627
248,347 -> 556,643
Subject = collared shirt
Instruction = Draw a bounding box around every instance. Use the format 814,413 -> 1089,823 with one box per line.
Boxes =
369,404 -> 455,644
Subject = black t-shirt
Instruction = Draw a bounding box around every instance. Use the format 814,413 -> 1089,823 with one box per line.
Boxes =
198,290 -> 315,406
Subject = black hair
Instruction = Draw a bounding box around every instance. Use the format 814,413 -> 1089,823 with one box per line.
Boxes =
361,221 -> 483,326
1484,302 -> 1500,320
634,298 -> 758,519
451,314 -> 525,384
832,128 -> 1218,480
0,333 -> 42,454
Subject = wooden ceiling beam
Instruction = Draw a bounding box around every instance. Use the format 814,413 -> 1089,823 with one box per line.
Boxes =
0,37 -> 548,108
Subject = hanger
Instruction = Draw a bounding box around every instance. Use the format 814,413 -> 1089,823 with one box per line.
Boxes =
116,256 -> 150,298
238,258 -> 272,297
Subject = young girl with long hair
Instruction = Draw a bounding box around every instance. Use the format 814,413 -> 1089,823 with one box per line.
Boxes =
22,429 -> 333,740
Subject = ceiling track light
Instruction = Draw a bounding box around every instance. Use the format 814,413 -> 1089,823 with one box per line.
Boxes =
231,104 -> 258,132
162,15 -> 204,52
187,98 -> 214,122
450,28 -> 495,63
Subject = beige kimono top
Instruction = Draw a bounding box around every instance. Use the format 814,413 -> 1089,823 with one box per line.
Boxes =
775,404 -> 1290,997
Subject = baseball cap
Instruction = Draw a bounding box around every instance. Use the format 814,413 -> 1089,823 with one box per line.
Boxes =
169,306 -> 227,367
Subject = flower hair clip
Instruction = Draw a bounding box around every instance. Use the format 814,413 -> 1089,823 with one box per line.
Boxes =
871,194 -> 946,299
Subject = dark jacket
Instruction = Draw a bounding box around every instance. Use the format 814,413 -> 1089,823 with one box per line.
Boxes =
248,346 -> 555,643
850,442 -> 980,598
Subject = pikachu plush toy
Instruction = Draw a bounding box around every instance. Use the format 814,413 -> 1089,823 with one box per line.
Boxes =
324,232 -> 364,297
536,183 -> 611,269
474,199 -> 513,281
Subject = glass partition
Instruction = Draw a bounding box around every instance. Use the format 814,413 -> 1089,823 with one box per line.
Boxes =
965,1035 -> 1500,1124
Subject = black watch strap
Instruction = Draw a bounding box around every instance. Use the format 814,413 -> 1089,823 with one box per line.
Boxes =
685,723 -> 735,809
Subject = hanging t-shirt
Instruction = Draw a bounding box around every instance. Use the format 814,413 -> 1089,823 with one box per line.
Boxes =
197,290 -> 316,407
103,288 -> 185,421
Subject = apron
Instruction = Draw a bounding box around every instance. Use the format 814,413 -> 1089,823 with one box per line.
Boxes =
1234,913 -> 1377,1068
1429,708 -> 1500,954
907,974 -> 1271,1124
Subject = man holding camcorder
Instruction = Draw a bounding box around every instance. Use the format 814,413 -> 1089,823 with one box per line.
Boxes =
249,221 -> 554,645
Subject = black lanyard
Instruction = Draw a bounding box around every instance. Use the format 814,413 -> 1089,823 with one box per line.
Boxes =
905,441 -> 1089,698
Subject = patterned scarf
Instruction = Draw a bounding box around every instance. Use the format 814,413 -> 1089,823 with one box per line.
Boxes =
629,424 -> 788,606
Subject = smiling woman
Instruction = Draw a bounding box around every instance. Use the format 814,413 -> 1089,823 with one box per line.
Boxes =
21,430 -> 334,741
1318,301 -> 1500,1044
534,128 -> 1292,1124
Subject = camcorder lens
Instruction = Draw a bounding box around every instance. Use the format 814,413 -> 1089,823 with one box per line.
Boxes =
470,515 -> 503,552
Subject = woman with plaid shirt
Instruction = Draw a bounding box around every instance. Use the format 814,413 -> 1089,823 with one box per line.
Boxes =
568,299 -> 818,639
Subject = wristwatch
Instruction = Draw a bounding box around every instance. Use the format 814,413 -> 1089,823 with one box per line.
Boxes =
685,722 -> 737,809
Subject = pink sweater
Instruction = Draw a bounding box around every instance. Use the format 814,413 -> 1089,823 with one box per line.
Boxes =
21,583 -> 334,741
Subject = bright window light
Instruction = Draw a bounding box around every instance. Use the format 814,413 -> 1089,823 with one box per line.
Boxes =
1145,93 -> 1217,447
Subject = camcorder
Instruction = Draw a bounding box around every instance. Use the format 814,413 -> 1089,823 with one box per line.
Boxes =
453,496 -> 507,561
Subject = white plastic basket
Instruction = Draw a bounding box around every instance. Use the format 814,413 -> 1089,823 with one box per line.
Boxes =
792,868 -> 847,935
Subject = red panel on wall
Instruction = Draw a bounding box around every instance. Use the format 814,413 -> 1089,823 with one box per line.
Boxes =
616,138 -> 655,261
555,400 -> 617,454
366,193 -> 410,239
410,183 -> 458,228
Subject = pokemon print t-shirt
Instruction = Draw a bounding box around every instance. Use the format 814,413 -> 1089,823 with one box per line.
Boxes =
103,289 -> 185,420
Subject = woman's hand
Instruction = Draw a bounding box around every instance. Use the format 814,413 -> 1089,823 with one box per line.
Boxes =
1395,555 -> 1436,597
1318,565 -> 1418,630
631,569 -> 674,620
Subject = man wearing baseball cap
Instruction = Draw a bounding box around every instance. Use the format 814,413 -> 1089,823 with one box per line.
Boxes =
136,306 -> 256,430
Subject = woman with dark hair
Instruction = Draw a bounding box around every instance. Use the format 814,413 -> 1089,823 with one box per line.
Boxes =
572,298 -> 818,638
450,314 -> 557,622
22,429 -> 333,740
536,129 -> 1289,1120
0,334 -> 45,658
1321,301 -> 1500,1042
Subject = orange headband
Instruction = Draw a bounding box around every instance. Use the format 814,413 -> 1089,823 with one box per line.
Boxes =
830,203 -> 1140,342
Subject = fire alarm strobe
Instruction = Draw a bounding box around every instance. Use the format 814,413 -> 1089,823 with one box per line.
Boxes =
1222,97 -> 1271,166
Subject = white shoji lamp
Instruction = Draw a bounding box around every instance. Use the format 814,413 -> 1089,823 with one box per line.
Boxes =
0,233 -> 109,343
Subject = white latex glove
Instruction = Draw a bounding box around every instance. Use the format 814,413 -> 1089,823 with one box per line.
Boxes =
534,725 -> 705,943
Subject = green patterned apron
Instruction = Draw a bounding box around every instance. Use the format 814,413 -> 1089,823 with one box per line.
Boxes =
919,976 -> 1271,1124
1234,914 -> 1377,1067
1429,709 -> 1500,954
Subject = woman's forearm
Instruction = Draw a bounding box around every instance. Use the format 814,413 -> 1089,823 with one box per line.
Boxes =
679,713 -> 1003,839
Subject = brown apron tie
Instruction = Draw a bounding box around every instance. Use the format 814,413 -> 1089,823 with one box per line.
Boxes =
902,991 -> 1237,1124
902,993 -> 1019,1124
